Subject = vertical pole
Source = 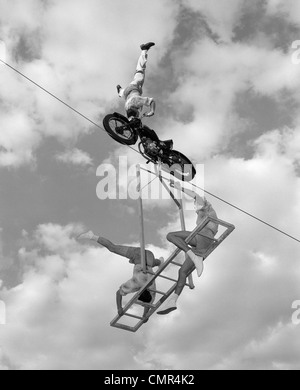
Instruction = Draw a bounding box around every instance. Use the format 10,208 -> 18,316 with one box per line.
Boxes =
178,186 -> 195,290
136,164 -> 147,274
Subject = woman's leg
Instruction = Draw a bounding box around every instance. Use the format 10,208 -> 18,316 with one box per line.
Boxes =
167,231 -> 197,253
157,229 -> 207,316
175,257 -> 195,296
77,232 -> 131,259
96,237 -> 130,258
194,230 -> 215,255
167,231 -> 204,278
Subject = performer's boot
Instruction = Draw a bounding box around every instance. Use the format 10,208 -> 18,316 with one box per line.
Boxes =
157,294 -> 178,315
187,250 -> 204,278
140,42 -> 155,51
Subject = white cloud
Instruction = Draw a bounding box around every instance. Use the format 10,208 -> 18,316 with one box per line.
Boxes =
266,0 -> 300,26
254,126 -> 300,164
182,0 -> 247,42
162,38 -> 300,160
55,148 -> 93,167
0,110 -> 40,167
213,322 -> 300,370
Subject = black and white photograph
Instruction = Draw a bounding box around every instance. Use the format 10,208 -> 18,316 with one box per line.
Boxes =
0,0 -> 300,372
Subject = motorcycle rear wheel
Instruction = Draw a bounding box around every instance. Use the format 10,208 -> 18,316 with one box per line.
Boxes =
165,150 -> 196,182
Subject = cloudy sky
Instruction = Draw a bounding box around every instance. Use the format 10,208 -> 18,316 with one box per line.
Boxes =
0,0 -> 300,370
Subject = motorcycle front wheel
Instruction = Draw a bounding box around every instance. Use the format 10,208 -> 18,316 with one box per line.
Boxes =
103,114 -> 137,145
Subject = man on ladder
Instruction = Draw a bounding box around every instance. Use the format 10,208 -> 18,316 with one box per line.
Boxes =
77,231 -> 163,322
157,183 -> 219,315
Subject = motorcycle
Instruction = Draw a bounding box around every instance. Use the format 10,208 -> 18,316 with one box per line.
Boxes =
103,112 -> 196,182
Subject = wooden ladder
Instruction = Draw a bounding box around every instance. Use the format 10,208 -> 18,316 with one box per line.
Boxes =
110,216 -> 235,332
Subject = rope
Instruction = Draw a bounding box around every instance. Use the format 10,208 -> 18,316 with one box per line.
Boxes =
1,58 -> 299,244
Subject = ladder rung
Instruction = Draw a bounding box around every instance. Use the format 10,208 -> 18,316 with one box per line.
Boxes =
124,312 -> 144,320
157,273 -> 190,287
148,288 -> 167,296
171,260 -> 182,266
135,301 -> 156,308
157,274 -> 178,283
110,323 -> 136,332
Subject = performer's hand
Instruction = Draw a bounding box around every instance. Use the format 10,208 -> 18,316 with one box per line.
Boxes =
118,308 -> 124,316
